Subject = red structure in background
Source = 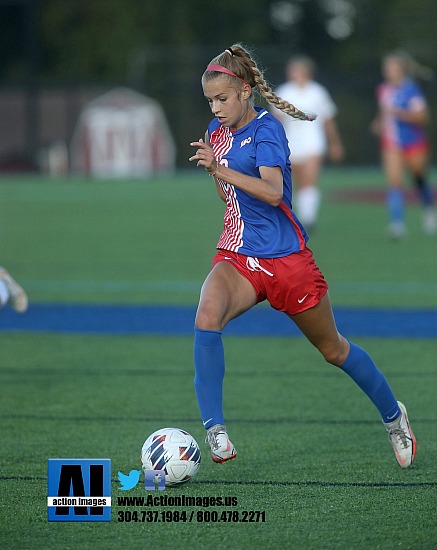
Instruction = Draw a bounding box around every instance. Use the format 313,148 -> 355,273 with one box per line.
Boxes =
70,88 -> 176,178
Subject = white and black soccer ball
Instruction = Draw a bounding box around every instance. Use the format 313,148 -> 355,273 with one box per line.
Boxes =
141,427 -> 201,487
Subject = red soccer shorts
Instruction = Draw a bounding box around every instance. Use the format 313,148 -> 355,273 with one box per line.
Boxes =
402,140 -> 429,159
212,247 -> 328,316
381,137 -> 429,159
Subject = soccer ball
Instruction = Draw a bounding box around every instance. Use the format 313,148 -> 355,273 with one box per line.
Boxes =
141,427 -> 201,487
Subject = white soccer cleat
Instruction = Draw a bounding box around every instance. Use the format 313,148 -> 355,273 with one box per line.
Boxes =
0,267 -> 28,313
206,424 -> 237,464
384,401 -> 417,468
387,221 -> 407,241
423,208 -> 436,235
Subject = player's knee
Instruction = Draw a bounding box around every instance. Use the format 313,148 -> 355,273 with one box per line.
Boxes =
195,305 -> 223,331
321,343 -> 349,367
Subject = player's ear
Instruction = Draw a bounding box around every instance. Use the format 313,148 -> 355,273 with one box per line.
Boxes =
242,83 -> 252,100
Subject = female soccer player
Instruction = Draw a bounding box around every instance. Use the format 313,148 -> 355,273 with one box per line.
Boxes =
189,44 -> 416,469
272,55 -> 344,232
372,50 -> 435,238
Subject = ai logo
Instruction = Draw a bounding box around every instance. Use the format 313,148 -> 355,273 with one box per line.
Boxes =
144,470 -> 166,491
47,459 -> 111,522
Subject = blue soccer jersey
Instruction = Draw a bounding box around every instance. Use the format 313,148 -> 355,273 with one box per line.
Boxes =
377,79 -> 427,149
208,107 -> 308,258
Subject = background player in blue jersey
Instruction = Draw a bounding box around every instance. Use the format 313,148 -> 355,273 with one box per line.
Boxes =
372,50 -> 435,238
189,44 -> 416,469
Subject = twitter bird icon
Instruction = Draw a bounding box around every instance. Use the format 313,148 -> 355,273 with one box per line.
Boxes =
118,470 -> 141,490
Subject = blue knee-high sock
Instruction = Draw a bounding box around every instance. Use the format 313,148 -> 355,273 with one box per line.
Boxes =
414,175 -> 434,207
340,342 -> 400,423
194,328 -> 225,430
387,188 -> 405,223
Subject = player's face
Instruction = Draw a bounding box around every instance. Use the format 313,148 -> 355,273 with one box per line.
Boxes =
203,76 -> 255,131
383,57 -> 405,85
289,62 -> 311,85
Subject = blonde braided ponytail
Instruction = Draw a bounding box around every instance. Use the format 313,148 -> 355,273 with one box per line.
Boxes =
235,45 -> 316,121
203,44 -> 316,122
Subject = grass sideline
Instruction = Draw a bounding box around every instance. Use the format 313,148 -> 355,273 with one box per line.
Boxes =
1,169 -> 436,548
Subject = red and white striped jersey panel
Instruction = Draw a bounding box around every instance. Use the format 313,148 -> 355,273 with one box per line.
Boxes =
210,126 -> 244,252
210,125 -> 233,162
217,183 -> 244,251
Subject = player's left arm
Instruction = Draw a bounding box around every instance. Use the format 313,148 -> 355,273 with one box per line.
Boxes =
189,139 -> 283,206
390,97 -> 429,126
391,107 -> 429,126
203,131 -> 226,202
324,117 -> 344,162
214,164 -> 283,206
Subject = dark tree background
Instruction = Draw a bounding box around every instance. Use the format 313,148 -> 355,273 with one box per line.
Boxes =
1,0 -> 436,166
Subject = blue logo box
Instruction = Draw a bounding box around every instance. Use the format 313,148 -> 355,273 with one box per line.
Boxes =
48,459 -> 111,522
144,469 -> 166,490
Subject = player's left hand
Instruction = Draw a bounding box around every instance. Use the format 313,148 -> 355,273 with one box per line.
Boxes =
189,139 -> 218,175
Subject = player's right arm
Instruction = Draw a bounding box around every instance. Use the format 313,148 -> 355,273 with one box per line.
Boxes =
205,130 -> 226,202
370,114 -> 382,136
370,84 -> 384,137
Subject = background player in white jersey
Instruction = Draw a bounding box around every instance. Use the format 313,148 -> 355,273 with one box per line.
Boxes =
189,44 -> 415,470
272,56 -> 344,231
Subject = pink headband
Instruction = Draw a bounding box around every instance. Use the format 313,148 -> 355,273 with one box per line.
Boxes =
206,64 -> 250,87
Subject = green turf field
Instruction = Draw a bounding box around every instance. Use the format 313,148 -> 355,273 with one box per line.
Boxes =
1,169 -> 436,549
1,168 -> 436,308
